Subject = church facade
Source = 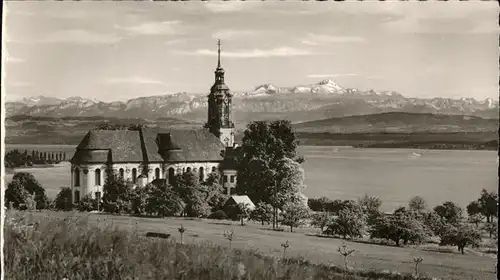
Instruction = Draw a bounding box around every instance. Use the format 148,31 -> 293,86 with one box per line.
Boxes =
70,40 -> 239,204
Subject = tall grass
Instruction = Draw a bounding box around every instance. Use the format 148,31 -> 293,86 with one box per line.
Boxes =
4,211 -> 432,280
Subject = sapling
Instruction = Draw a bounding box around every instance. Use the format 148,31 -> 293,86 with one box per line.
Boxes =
224,228 -> 235,249
413,257 -> 423,277
281,240 -> 290,259
337,243 -> 355,270
178,224 -> 186,244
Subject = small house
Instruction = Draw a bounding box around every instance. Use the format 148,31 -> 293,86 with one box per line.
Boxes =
224,195 -> 256,211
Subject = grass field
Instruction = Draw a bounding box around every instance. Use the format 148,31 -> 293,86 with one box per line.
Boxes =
7,210 -> 496,280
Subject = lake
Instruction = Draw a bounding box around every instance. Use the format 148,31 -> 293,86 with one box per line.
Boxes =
4,145 -> 498,212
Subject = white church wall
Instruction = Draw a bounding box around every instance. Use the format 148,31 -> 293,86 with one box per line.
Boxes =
71,161 -> 224,202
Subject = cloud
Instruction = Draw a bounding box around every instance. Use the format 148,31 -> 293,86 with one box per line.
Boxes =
165,39 -> 185,46
175,47 -> 319,58
6,56 -> 25,63
301,34 -> 365,46
203,2 -> 261,13
211,30 -> 257,40
41,29 -> 122,45
118,21 -> 182,36
307,74 -> 358,79
7,81 -> 31,87
105,77 -> 168,86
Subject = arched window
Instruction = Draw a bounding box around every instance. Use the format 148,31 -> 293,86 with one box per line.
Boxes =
74,190 -> 80,204
119,168 -> 124,179
95,169 -> 101,186
212,166 -> 217,173
155,168 -> 160,179
168,167 -> 175,184
132,168 -> 137,184
186,167 -> 191,173
199,167 -> 204,181
74,167 -> 80,187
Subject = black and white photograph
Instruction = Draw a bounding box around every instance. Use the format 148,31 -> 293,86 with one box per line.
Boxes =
2,1 -> 498,279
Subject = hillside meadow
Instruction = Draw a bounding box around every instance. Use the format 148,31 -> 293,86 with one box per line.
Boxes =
4,210 -> 496,280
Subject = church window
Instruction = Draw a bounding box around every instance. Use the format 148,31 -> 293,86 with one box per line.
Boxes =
199,167 -> 204,181
155,168 -> 160,179
74,167 -> 80,187
230,175 -> 235,183
223,175 -> 228,183
74,191 -> 80,204
95,169 -> 101,186
186,167 -> 191,173
119,168 -> 124,179
132,168 -> 137,184
168,167 -> 175,184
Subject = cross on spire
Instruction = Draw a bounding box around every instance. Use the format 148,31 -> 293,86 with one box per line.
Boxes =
217,39 -> 221,68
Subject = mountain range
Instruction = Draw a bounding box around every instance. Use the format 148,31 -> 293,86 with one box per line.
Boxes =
6,80 -> 499,127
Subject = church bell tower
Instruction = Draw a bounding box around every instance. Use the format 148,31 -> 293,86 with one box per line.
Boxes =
205,40 -> 235,147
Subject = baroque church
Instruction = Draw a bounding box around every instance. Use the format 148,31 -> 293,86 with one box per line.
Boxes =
70,40 -> 239,204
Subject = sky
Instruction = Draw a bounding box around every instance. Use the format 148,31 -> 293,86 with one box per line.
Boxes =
2,1 -> 499,102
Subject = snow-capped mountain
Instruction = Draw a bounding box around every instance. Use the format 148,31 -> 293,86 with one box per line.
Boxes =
6,80 -> 499,122
20,95 -> 64,107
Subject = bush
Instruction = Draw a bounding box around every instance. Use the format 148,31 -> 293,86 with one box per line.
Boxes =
324,205 -> 365,239
370,208 -> 430,246
76,196 -> 98,212
5,172 -> 49,210
53,187 -> 73,211
310,211 -> 331,233
208,210 -> 228,220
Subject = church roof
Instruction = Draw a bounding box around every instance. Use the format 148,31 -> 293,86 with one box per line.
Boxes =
155,128 -> 226,162
72,127 -> 226,164
72,130 -> 143,163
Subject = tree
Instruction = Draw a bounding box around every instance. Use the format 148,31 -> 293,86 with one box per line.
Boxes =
53,187 -> 73,211
358,194 -> 382,226
102,167 -> 134,214
358,194 -> 382,214
5,172 -> 49,209
310,211 -> 331,233
201,173 -> 227,212
467,213 -> 484,228
235,120 -> 303,207
308,197 -> 333,212
477,189 -> 498,223
324,204 -> 365,239
439,223 -> 482,254
466,201 -> 482,216
236,202 -> 251,226
250,202 -> 274,225
482,220 -> 498,239
145,182 -> 185,217
409,196 -> 427,212
5,180 -> 29,210
280,201 -> 310,232
370,208 -> 430,246
433,201 -> 463,225
174,172 -> 210,217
